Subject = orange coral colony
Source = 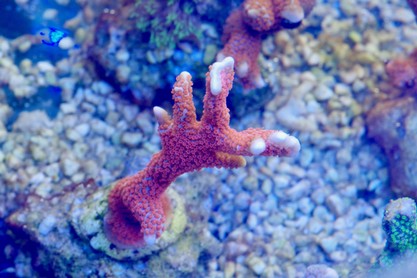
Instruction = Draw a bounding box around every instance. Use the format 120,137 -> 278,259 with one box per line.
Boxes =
104,57 -> 300,248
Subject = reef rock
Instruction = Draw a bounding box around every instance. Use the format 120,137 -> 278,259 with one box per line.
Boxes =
6,179 -> 220,277
367,97 -> 417,198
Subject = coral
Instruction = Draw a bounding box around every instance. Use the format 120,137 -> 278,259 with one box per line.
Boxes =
104,57 -> 301,248
77,186 -> 187,261
219,8 -> 264,89
219,0 -> 316,89
132,0 -> 201,50
370,198 -> 417,276
366,97 -> 417,199
385,49 -> 417,93
84,0 -> 237,105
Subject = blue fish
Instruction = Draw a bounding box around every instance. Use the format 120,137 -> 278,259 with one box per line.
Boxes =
40,27 -> 67,47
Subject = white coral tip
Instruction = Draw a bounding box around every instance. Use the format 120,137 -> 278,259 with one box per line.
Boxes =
250,138 -> 266,155
153,106 -> 169,124
285,136 -> 301,156
269,131 -> 300,157
210,56 -> 234,95
269,131 -> 288,143
179,71 -> 191,79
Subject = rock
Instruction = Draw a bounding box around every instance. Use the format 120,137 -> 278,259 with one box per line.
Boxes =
247,214 -> 258,230
393,8 -> 415,24
0,122 -> 7,143
313,84 -> 334,101
116,65 -> 130,83
121,132 -> 143,147
61,157 -> 80,176
326,194 -> 347,217
91,81 -> 113,95
38,215 -> 57,236
246,255 -> 267,275
5,179 -> 201,277
224,262 -> 236,278
319,236 -> 338,254
13,110 -> 52,132
36,61 -> 54,72
234,191 -> 251,210
0,104 -> 12,124
74,123 -> 90,137
367,97 -> 417,198
305,264 -> 339,278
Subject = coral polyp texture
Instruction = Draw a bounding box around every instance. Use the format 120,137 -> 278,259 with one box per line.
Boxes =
104,57 -> 301,248
219,0 -> 316,89
370,198 -> 417,276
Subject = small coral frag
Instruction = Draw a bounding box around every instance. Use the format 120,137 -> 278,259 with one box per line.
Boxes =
104,57 -> 300,248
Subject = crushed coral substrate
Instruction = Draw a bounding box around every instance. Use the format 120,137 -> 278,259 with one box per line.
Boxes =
1,0 -> 416,277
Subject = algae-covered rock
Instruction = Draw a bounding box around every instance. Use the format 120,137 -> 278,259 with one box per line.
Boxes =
6,179 -> 216,277
70,182 -> 187,260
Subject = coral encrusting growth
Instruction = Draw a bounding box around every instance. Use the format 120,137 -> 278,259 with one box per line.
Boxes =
104,57 -> 301,248
370,198 -> 417,277
219,0 -> 316,89
6,178 -> 220,276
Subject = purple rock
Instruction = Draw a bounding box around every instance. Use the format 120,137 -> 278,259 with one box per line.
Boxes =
367,96 -> 417,198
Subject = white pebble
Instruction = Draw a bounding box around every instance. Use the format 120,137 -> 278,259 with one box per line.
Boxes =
42,9 -> 58,20
61,158 -> 81,176
37,61 -> 54,72
38,215 -> 57,236
121,132 -> 143,147
58,37 -> 75,50
74,123 -> 90,137
326,194 -> 347,217
246,256 -> 266,275
313,84 -> 334,101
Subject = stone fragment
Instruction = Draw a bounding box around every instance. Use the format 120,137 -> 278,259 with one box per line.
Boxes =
367,97 -> 417,198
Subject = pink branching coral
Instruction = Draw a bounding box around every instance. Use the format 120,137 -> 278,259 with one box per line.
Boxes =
219,0 -> 316,89
104,57 -> 301,248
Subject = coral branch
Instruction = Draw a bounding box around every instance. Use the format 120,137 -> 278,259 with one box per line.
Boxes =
219,0 -> 316,89
104,57 -> 300,248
